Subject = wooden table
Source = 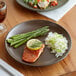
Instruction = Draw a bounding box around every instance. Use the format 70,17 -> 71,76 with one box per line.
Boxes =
0,0 -> 76,76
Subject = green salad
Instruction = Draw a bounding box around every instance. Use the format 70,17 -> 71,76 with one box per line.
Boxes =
23,0 -> 58,9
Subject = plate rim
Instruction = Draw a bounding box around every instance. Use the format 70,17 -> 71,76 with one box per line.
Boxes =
5,19 -> 72,66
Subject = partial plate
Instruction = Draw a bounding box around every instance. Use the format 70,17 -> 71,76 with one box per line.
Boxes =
5,20 -> 72,66
16,0 -> 69,12
0,59 -> 23,76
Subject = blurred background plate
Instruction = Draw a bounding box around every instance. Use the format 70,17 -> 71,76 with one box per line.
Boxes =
5,20 -> 72,66
16,0 -> 69,12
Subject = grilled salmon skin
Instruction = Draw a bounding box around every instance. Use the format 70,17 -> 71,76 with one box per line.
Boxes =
22,44 -> 45,63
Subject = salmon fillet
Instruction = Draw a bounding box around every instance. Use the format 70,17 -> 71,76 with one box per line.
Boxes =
22,44 -> 45,63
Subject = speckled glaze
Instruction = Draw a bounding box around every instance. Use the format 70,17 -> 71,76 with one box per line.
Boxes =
5,20 -> 72,66
16,0 -> 69,12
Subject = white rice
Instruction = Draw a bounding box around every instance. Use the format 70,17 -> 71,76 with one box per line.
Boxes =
45,32 -> 68,57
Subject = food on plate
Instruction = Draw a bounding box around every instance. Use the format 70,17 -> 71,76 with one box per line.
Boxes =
45,32 -> 68,57
23,0 -> 58,9
7,26 -> 49,48
22,39 -> 45,62
26,39 -> 43,50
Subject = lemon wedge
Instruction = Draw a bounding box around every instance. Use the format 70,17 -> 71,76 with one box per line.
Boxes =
26,39 -> 43,51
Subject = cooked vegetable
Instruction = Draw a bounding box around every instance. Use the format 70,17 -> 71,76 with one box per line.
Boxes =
7,26 -> 49,48
50,1 -> 58,6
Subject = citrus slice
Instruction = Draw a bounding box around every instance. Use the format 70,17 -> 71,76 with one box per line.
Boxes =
26,39 -> 43,51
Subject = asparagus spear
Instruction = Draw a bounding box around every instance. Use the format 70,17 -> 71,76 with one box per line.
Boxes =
10,29 -> 49,46
10,39 -> 24,46
10,26 -> 48,39
6,26 -> 49,48
7,26 -> 49,43
14,29 -> 49,48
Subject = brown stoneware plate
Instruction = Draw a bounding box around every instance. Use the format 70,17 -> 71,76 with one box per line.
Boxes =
5,20 -> 72,66
16,0 -> 69,12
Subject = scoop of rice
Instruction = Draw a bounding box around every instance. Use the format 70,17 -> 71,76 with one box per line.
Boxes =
45,32 -> 68,57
